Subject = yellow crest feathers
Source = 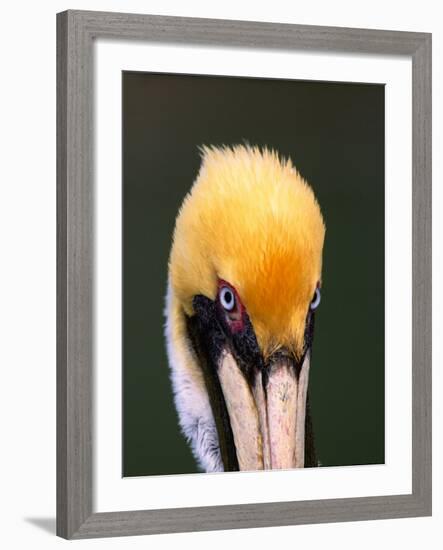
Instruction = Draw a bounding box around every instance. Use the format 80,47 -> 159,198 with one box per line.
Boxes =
168,144 -> 325,357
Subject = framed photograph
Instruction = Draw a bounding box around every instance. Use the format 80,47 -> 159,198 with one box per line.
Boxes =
57,10 -> 432,539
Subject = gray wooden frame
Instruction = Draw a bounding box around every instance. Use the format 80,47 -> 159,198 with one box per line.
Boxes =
57,9 -> 432,539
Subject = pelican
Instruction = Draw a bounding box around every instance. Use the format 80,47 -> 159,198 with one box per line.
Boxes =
165,145 -> 325,472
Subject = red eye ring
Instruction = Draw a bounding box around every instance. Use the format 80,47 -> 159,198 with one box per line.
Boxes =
217,279 -> 245,333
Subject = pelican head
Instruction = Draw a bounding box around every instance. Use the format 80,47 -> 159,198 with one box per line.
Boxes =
165,144 -> 325,472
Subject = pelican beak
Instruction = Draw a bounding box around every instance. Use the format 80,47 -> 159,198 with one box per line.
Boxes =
187,295 -> 316,471
217,348 -> 311,471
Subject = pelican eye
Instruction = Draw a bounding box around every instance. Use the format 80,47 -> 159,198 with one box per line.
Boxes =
220,286 -> 235,311
310,287 -> 321,310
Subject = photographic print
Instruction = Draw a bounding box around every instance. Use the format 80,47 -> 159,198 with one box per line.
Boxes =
122,72 -> 385,477
56,12 -> 432,538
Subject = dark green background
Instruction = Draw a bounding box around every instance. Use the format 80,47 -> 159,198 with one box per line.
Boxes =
123,71 -> 385,477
